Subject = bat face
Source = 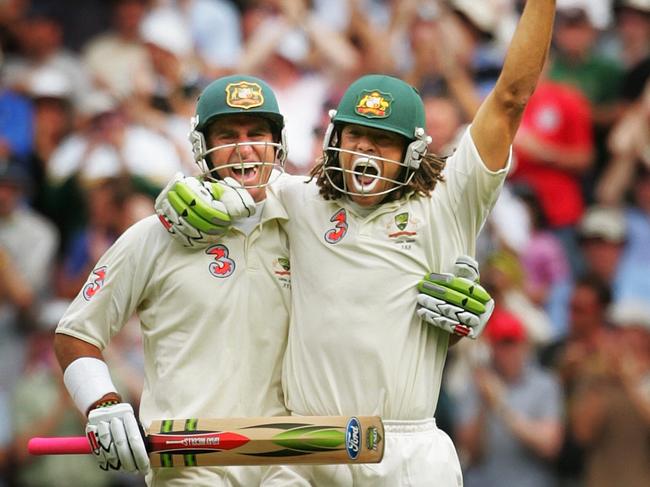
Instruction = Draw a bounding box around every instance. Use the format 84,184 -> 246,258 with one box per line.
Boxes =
147,416 -> 385,467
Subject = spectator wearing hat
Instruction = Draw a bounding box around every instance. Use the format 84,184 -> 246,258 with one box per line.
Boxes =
455,307 -> 564,487
568,298 -> 650,487
0,157 -> 59,396
577,205 -> 629,300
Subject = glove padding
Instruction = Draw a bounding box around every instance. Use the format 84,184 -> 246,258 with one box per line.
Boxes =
416,255 -> 494,339
155,173 -> 255,248
85,403 -> 150,473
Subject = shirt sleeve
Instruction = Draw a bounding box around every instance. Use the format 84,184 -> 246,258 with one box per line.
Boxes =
55,218 -> 157,350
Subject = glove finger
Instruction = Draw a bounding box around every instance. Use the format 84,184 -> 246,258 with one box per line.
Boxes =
97,420 -> 119,469
418,277 -> 488,313
425,273 -> 491,303
168,190 -> 229,234
123,414 -> 150,472
173,182 -> 231,226
110,417 -> 136,472
417,308 -> 472,337
453,255 -> 480,282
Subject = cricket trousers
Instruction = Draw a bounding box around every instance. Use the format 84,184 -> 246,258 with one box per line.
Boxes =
262,418 -> 463,486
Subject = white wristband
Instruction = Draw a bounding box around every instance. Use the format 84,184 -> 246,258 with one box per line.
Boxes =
63,357 -> 118,414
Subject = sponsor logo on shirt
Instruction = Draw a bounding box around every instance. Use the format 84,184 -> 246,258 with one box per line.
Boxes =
206,244 -> 235,278
83,266 -> 107,301
345,417 -> 361,460
273,257 -> 291,289
324,208 -> 349,244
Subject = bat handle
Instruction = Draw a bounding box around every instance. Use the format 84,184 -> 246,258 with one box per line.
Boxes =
28,436 -> 91,455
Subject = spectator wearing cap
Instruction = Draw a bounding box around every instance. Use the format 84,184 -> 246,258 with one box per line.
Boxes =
569,298 -> 650,487
455,307 -> 564,487
577,205 -> 630,301
0,157 -> 59,396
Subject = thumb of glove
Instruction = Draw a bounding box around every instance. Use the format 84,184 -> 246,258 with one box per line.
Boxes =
454,255 -> 480,282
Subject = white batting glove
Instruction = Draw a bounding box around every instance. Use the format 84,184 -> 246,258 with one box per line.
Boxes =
85,403 -> 150,473
416,255 -> 495,339
155,173 -> 255,248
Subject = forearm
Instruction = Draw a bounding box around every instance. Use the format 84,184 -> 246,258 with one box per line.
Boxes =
517,133 -> 593,172
471,0 -> 556,171
54,334 -> 121,415
499,407 -> 563,458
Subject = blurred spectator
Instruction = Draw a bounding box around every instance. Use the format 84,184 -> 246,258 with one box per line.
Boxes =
541,274 -> 613,485
0,157 -> 58,396
455,307 -> 564,487
47,90 -> 182,188
612,0 -> 650,103
577,205 -> 628,299
517,185 -> 573,339
0,385 -> 8,487
82,0 -> 152,101
511,69 -> 594,275
1,4 -> 92,108
176,0 -> 244,77
483,250 -> 553,345
56,177 -> 153,299
22,66 -> 75,214
569,299 -> 650,487
423,94 -> 465,157
0,86 -> 33,160
9,301 -> 123,487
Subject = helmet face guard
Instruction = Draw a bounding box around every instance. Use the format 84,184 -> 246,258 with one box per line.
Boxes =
321,74 -> 432,198
189,76 -> 288,189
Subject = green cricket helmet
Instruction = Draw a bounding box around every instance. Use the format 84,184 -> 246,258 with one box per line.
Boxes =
323,74 -> 431,197
189,75 -> 288,187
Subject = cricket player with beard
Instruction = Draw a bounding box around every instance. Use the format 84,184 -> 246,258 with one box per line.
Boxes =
156,0 -> 557,484
53,75 -> 293,486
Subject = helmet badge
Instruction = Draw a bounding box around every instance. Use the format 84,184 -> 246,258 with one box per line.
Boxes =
225,81 -> 264,109
355,90 -> 393,119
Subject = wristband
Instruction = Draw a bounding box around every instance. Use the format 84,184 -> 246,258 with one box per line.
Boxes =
63,357 -> 118,415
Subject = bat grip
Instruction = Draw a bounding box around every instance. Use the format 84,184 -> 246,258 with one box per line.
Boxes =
28,436 -> 91,455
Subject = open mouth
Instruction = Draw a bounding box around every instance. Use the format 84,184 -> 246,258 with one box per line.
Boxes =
229,163 -> 260,185
351,157 -> 381,193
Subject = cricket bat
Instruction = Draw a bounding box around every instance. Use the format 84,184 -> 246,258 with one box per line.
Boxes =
28,415 -> 384,467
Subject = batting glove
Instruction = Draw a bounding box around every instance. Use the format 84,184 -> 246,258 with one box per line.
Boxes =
86,402 -> 149,473
155,173 -> 256,248
416,255 -> 495,339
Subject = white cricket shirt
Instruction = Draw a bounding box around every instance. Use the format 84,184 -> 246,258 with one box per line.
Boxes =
274,127 -> 509,420
56,191 -> 291,427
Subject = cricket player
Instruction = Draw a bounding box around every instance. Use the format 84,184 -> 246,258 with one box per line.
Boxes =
53,75 -> 293,486
156,0 -> 557,484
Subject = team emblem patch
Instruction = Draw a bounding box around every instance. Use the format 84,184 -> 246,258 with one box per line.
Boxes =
273,257 -> 291,289
225,81 -> 264,109
83,266 -> 107,301
355,90 -> 392,118
206,244 -> 235,278
324,208 -> 349,244
395,212 -> 409,231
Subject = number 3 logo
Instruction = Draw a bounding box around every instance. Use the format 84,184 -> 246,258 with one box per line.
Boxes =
206,244 -> 235,278
324,208 -> 348,244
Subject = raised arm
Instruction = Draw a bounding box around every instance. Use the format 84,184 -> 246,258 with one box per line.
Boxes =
471,0 -> 556,171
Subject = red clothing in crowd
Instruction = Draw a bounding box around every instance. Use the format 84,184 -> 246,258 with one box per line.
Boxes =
511,81 -> 593,227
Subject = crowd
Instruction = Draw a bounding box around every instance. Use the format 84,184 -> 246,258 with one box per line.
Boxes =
0,0 -> 648,486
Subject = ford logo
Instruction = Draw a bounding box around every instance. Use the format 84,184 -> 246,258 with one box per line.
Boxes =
345,417 -> 361,460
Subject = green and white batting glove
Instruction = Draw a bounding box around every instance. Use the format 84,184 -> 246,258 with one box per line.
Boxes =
155,173 -> 255,248
416,255 -> 495,339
